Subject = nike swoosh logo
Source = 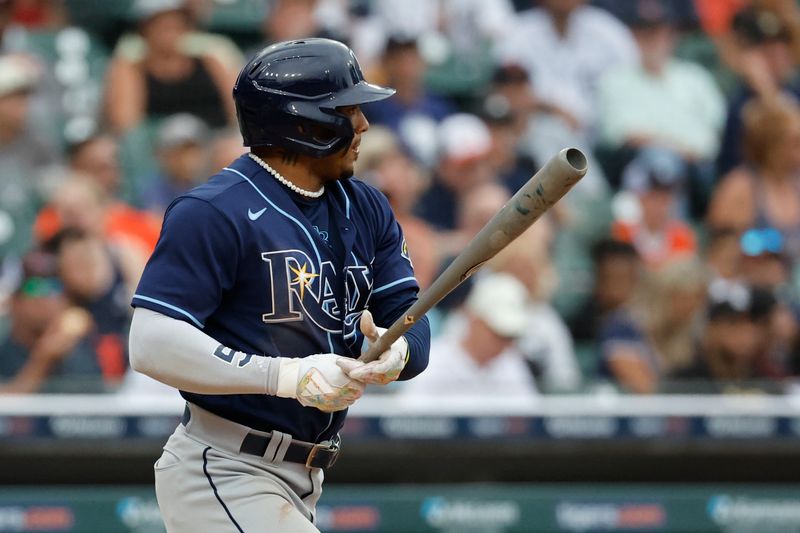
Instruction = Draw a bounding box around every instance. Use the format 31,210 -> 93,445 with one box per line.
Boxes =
248,207 -> 267,221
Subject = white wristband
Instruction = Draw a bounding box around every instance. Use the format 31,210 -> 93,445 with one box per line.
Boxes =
276,358 -> 301,398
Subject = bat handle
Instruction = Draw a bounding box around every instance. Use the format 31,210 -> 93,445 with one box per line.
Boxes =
357,313 -> 415,363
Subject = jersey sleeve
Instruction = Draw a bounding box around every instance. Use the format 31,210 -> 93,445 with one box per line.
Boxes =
132,197 -> 239,329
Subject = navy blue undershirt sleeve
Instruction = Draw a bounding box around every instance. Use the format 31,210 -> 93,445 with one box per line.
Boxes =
399,316 -> 430,381
370,282 -> 430,381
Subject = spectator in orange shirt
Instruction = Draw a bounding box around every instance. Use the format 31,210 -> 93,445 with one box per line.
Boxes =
612,147 -> 697,269
34,132 -> 161,259
33,177 -> 157,295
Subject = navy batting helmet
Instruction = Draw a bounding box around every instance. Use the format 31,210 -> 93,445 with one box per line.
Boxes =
233,38 -> 395,158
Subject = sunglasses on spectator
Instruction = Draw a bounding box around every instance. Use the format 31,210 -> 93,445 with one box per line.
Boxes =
740,228 -> 784,257
18,277 -> 63,298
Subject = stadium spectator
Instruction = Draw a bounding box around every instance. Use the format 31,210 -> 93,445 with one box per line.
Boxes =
355,126 -> 438,289
599,258 -> 707,394
0,1 -> 11,50
0,53 -> 53,259
399,273 -> 538,398
104,0 -> 235,133
6,0 -> 68,30
612,147 -> 698,269
260,0 -> 345,45
113,0 -> 243,73
363,36 -> 454,165
487,64 -> 536,128
208,129 -> 245,175
595,0 -> 725,195
0,0 -> 110,149
480,92 -> 539,195
140,113 -> 208,216
427,181 -> 510,314
0,248 -> 98,394
715,4 -> 800,175
495,0 -> 638,135
33,177 -> 158,293
704,226 -> 743,282
348,0 -> 516,86
455,181 -> 509,247
484,61 -> 609,227
739,227 -> 792,288
674,280 -> 780,393
489,218 -> 582,393
414,113 -> 494,231
494,18 -> 614,202
738,227 -> 799,375
67,134 -> 121,197
50,229 -> 130,383
568,239 -> 643,345
708,97 -> 800,259
0,249 -> 64,378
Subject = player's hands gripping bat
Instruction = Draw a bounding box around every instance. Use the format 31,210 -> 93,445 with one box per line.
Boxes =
358,147 -> 588,364
338,310 -> 408,384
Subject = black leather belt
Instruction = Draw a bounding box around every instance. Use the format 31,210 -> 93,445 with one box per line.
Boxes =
181,406 -> 340,469
239,432 -> 340,469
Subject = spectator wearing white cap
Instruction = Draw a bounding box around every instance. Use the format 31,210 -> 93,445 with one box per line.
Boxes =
489,218 -> 582,393
0,54 -> 56,260
399,272 -> 539,398
414,113 -> 495,231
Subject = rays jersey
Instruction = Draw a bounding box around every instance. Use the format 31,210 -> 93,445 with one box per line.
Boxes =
132,154 -> 430,442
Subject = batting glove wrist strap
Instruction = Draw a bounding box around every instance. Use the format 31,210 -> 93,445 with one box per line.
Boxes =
276,354 -> 366,412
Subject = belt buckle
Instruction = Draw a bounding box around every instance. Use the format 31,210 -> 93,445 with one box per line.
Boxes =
305,443 -> 326,468
306,439 -> 339,468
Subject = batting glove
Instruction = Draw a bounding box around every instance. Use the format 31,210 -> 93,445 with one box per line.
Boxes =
337,310 -> 408,385
276,354 -> 366,413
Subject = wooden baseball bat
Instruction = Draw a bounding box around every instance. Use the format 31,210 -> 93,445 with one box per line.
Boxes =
358,147 -> 588,363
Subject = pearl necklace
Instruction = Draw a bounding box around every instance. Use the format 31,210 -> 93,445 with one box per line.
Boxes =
248,153 -> 325,198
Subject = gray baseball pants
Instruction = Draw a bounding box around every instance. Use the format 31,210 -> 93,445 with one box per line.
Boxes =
154,403 -> 323,532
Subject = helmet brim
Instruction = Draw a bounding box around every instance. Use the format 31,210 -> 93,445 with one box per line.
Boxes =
323,81 -> 396,109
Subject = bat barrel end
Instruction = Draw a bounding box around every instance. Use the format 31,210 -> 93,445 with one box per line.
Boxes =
561,148 -> 588,175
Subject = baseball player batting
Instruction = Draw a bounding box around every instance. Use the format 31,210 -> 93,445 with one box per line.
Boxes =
128,39 -> 431,532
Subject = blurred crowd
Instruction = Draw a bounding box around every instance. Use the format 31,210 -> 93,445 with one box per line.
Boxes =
2,0 -> 800,397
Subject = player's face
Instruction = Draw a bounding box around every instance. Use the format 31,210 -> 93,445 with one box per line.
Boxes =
311,105 -> 369,182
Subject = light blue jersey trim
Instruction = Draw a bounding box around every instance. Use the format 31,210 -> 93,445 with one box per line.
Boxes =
223,167 -> 322,265
336,181 -> 350,219
133,294 -> 204,328
326,331 -> 335,353
373,276 -> 417,294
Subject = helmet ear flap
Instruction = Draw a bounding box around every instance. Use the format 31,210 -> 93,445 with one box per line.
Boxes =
298,122 -> 338,147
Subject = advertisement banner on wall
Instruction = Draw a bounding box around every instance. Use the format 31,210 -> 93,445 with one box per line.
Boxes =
2,485 -> 800,533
